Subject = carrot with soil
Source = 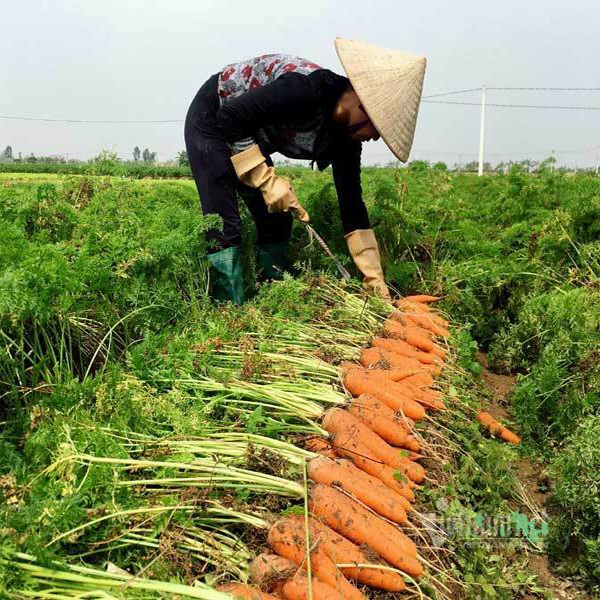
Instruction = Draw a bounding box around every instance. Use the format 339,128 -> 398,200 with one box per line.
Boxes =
329,431 -> 415,503
268,517 -> 365,600
307,455 -> 408,524
477,410 -> 521,445
309,484 -> 424,578
343,366 -> 426,421
269,516 -> 407,592
322,408 -> 425,483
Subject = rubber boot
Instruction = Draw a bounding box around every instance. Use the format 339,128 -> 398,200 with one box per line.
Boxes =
207,247 -> 245,304
257,242 -> 288,282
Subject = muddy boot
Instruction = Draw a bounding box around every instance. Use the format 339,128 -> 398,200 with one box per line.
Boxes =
257,242 -> 288,282
207,247 -> 244,304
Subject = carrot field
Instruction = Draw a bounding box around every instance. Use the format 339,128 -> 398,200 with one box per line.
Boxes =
1,165 -> 600,599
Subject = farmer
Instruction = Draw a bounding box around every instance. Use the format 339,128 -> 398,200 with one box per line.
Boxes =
184,38 -> 426,304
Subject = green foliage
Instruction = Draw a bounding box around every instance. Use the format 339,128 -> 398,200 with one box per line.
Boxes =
0,177 -> 214,396
0,161 -> 192,178
2,165 -> 600,593
549,415 -> 600,584
489,289 -> 600,442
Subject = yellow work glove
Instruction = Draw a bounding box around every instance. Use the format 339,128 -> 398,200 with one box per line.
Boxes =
230,144 -> 309,222
345,228 -> 391,301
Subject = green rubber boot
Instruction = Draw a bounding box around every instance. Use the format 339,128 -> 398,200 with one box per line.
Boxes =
207,247 -> 245,304
257,242 -> 288,282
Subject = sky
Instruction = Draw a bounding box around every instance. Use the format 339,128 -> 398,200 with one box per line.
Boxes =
1,0 -> 599,168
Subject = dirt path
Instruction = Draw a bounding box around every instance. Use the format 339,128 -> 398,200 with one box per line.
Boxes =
476,353 -> 590,600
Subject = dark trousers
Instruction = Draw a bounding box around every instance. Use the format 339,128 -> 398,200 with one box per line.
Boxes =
184,74 -> 293,252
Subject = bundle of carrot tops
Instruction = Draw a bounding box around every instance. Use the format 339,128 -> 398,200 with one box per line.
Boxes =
216,295 -> 520,600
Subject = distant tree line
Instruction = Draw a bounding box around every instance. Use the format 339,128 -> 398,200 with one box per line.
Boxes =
1,144 -> 596,176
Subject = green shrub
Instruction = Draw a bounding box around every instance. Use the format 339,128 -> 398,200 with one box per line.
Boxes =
549,415 -> 600,583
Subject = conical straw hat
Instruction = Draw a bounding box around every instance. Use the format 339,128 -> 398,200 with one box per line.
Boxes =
335,37 -> 426,162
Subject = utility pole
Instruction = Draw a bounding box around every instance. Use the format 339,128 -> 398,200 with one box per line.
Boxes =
478,84 -> 486,176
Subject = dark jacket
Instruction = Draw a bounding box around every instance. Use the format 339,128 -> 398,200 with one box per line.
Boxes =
214,69 -> 370,233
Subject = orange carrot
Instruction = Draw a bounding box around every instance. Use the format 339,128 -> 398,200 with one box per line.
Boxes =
404,313 -> 450,338
403,372 -> 435,387
309,485 -> 423,578
307,456 -> 408,524
305,436 -> 337,459
322,408 -> 425,483
383,319 -> 446,359
477,410 -> 521,444
403,294 -> 442,304
343,366 -> 426,421
396,298 -> 432,313
370,336 -> 440,365
273,515 -> 407,592
364,345 -> 441,375
347,360 -> 443,411
344,362 -> 443,414
348,358 -> 422,381
394,381 -> 445,411
305,517 -> 407,592
329,431 -> 414,504
347,394 -> 412,447
281,575 -> 344,600
268,518 -> 365,600
345,363 -> 436,393
217,582 -> 280,599
396,299 -> 449,326
250,554 -> 298,594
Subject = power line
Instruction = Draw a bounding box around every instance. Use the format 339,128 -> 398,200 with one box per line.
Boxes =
2,84 -> 600,124
422,86 -> 600,98
422,87 -> 481,98
422,100 -> 600,110
0,115 -> 182,124
488,87 -> 600,91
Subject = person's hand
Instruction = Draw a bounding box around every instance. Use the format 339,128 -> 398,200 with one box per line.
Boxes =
344,229 -> 391,301
231,144 -> 309,222
262,176 -> 309,222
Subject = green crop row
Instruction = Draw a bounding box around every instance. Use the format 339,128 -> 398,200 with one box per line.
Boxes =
1,164 -> 600,594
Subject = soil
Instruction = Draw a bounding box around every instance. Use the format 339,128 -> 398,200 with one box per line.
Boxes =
476,353 -> 591,600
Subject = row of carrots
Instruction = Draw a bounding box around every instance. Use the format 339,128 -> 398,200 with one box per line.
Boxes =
217,295 -> 520,599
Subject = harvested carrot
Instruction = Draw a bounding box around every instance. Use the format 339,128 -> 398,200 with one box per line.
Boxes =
322,408 -> 425,483
346,362 -> 443,411
395,381 -> 445,411
279,515 -> 407,592
309,485 -> 423,578
396,299 -> 449,325
344,362 -> 442,415
404,294 -> 442,304
403,371 -> 434,387
268,518 -> 365,600
330,431 -> 414,504
281,575 -> 344,600
478,410 -> 521,444
383,319 -> 446,359
370,336 -> 440,365
307,456 -> 408,524
217,582 -> 280,599
363,345 -> 441,375
347,394 -> 412,447
396,298 -> 432,313
250,554 -> 298,594
345,363 -> 435,396
403,313 -> 450,338
343,366 -> 426,421
347,357 -> 421,381
305,436 -> 337,458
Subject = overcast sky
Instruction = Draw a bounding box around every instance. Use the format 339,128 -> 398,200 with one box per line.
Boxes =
1,0 -> 599,167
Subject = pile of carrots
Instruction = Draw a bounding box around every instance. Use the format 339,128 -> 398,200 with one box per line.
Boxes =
217,295 -> 520,600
